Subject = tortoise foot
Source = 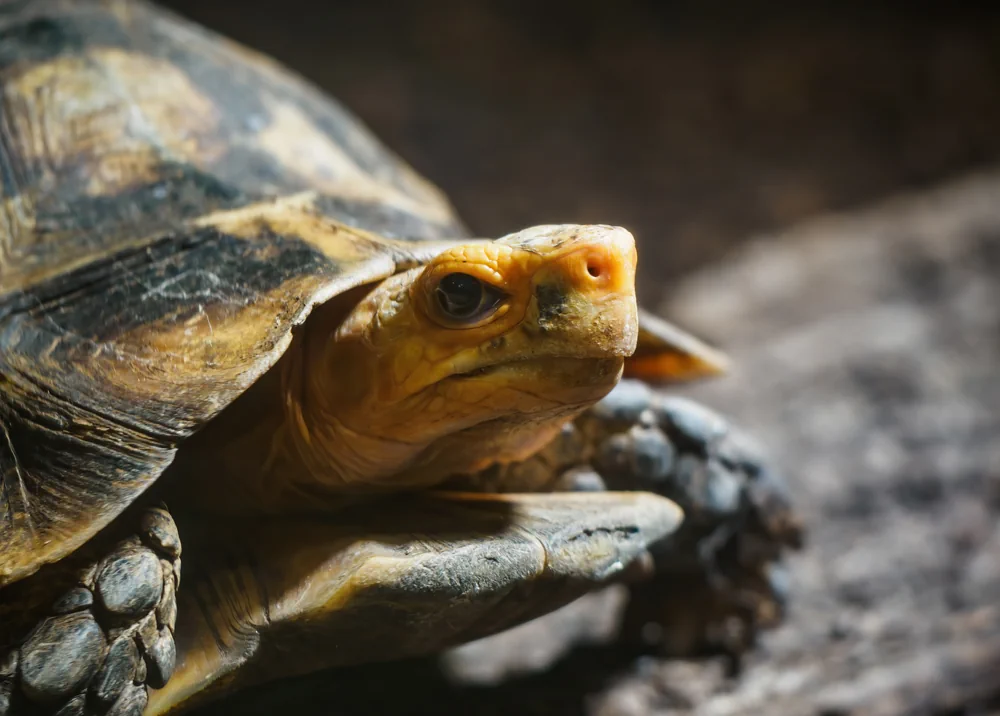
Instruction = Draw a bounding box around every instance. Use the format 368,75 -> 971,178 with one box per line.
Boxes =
584,379 -> 803,657
0,507 -> 181,716
445,379 -> 803,661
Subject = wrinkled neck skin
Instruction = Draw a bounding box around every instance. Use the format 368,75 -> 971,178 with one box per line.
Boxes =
262,272 -> 623,505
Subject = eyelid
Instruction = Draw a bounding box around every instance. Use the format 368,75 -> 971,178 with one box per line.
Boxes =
426,261 -> 506,289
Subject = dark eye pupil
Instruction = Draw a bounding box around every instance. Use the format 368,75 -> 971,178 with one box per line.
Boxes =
437,273 -> 484,318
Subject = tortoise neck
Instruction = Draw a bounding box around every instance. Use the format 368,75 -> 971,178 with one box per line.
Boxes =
262,294 -> 449,503
272,333 -> 429,494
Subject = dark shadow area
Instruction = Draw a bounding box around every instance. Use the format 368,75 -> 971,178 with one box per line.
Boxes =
161,0 -> 1000,307
199,645 -> 657,716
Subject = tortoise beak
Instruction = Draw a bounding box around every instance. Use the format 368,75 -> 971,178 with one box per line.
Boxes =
523,225 -> 639,360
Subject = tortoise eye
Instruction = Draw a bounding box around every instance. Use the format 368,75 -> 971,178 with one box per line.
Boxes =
435,273 -> 504,323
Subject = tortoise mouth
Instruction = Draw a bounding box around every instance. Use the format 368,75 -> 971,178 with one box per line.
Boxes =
447,356 -> 624,396
449,355 -> 568,380
450,356 -> 544,379
452,365 -> 496,379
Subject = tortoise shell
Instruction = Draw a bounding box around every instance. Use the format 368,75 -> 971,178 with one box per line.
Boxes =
0,0 -> 470,585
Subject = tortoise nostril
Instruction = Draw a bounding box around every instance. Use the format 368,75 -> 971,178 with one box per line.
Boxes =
578,250 -> 616,286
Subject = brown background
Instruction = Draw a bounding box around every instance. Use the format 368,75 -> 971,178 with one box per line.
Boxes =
162,0 -> 1000,308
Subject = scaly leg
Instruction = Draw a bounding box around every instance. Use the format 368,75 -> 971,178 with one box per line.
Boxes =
590,380 -> 802,658
0,507 -> 181,716
456,378 -> 803,657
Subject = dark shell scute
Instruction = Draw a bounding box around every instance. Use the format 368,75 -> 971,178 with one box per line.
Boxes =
314,194 -> 465,242
0,18 -> 83,72
0,11 -> 130,72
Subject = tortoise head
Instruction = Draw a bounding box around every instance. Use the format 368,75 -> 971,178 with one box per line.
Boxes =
286,225 -> 639,489
366,223 -> 640,403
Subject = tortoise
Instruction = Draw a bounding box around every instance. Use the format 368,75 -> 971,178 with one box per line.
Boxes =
0,1 -> 801,715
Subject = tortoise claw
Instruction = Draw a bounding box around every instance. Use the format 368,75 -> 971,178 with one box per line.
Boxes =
147,491 -> 682,715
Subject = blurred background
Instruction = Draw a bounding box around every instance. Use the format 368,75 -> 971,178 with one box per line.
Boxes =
161,1 -> 1000,714
163,0 -> 1000,308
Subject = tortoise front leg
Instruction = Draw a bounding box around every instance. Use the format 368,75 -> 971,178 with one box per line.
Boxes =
584,380 -> 803,657
458,379 -> 803,657
0,507 -> 181,716
145,490 -> 682,715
